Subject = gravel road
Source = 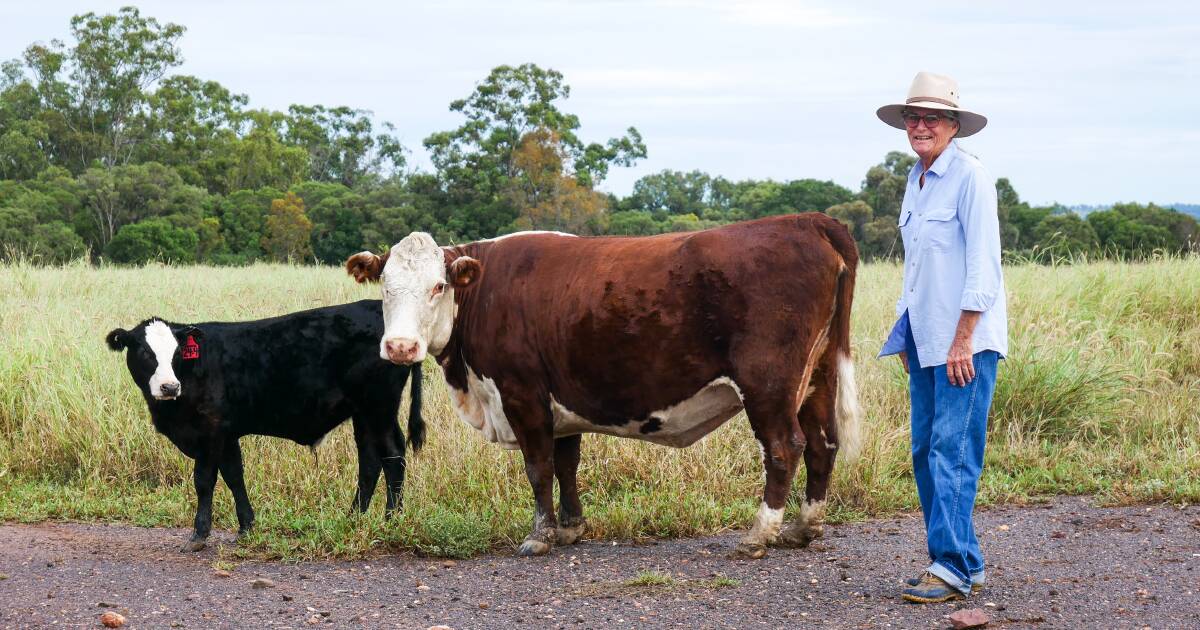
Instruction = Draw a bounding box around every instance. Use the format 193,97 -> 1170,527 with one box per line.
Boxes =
1,496 -> 1196,629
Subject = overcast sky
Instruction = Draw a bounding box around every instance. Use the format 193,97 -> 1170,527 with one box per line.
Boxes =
4,1 -> 1198,205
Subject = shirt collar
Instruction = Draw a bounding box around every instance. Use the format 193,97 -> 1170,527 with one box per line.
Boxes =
909,140 -> 959,180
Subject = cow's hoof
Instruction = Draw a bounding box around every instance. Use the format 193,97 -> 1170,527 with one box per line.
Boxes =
777,523 -> 823,548
728,542 -> 768,560
555,526 -> 583,546
556,522 -> 586,546
516,539 -> 552,557
180,537 -> 207,552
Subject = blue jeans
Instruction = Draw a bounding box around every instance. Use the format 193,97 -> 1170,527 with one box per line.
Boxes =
905,324 -> 999,595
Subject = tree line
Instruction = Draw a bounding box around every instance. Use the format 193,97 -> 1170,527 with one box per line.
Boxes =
1,7 -> 1195,265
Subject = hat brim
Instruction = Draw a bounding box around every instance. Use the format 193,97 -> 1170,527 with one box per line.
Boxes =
876,101 -> 988,138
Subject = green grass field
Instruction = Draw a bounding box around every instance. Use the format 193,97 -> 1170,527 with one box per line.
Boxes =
1,259 -> 1197,559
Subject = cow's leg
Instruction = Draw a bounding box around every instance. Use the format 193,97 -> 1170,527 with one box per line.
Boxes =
553,434 -> 586,546
732,392 -> 804,559
217,438 -> 255,538
351,419 -> 383,513
780,369 -> 837,548
184,446 -> 221,552
377,421 -> 408,515
512,401 -> 558,557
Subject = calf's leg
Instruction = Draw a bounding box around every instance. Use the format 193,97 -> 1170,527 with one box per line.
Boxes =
350,419 -> 383,513
217,438 -> 255,537
184,448 -> 221,552
377,422 -> 408,515
553,434 -> 586,545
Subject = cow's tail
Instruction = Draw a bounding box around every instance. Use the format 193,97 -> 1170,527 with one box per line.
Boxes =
822,218 -> 864,464
407,362 -> 426,452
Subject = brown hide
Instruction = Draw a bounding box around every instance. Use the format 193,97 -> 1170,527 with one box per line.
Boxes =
437,214 -> 854,431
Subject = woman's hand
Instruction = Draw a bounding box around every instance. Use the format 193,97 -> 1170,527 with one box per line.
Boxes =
947,311 -> 982,386
898,350 -> 910,374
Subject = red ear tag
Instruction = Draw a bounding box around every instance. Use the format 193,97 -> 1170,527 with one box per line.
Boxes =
182,335 -> 200,360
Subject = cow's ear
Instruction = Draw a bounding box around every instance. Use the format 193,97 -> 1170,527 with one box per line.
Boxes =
105,328 -> 130,351
345,251 -> 389,283
447,256 -> 482,289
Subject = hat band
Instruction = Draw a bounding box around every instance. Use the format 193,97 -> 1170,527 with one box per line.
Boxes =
905,96 -> 957,108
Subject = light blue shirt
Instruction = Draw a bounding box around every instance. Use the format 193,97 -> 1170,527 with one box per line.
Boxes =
878,141 -> 1008,368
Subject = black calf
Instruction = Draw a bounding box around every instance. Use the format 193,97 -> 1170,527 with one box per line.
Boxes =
105,300 -> 423,551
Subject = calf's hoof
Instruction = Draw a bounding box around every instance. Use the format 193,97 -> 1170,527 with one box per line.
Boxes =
728,542 -> 768,560
516,539 -> 552,557
180,537 -> 207,552
556,518 -> 587,546
777,523 -> 823,548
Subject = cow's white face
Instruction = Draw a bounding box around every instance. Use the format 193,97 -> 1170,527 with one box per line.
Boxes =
347,232 -> 481,365
143,321 -> 183,399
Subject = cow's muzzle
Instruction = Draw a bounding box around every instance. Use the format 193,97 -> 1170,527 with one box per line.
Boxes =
383,338 -> 422,365
155,382 -> 181,400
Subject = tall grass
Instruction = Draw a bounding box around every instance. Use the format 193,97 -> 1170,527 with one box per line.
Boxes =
1,258 -> 1197,558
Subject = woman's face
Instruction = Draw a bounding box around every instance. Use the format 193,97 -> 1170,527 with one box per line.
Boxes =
905,107 -> 959,164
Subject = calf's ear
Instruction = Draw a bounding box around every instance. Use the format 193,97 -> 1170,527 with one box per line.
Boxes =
176,325 -> 202,340
345,251 -> 389,283
105,328 -> 130,351
447,256 -> 482,289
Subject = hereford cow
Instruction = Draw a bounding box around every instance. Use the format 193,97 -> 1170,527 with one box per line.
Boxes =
346,214 -> 862,558
105,300 -> 423,551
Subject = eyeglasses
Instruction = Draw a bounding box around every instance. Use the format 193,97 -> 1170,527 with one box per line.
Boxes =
901,112 -> 957,129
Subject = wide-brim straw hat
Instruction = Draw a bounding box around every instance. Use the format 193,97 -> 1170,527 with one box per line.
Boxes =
876,72 -> 987,138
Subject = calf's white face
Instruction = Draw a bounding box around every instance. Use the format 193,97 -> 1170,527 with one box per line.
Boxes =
143,321 -> 183,399
107,319 -> 187,401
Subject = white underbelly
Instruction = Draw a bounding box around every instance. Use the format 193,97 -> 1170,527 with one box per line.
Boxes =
553,377 -> 745,448
449,372 -> 746,450
447,365 -> 520,449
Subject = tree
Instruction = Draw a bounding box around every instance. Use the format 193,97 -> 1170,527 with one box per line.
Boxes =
262,192 -> 313,261
1087,203 -> 1198,257
285,104 -> 405,187
215,187 -> 279,263
424,63 -> 644,237
219,110 -> 308,194
827,200 -> 873,242
105,217 -> 197,263
994,177 -> 1023,251
1030,213 -> 1099,258
622,170 -> 713,217
606,210 -> 661,235
0,205 -> 86,262
778,179 -> 853,214
77,161 -> 202,251
15,7 -> 185,172
308,193 -> 367,264
858,151 -> 914,219
504,128 -> 608,234
138,74 -> 246,189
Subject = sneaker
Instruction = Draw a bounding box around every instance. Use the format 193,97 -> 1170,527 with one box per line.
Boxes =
904,575 -> 983,593
901,572 -> 965,603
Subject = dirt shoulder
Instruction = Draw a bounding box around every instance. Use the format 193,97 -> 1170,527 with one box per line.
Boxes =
1,496 -> 1197,629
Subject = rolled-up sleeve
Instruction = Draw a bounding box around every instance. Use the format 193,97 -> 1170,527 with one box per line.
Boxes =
957,168 -> 1002,312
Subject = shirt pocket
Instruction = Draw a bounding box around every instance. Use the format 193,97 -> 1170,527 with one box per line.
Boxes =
922,206 -> 960,252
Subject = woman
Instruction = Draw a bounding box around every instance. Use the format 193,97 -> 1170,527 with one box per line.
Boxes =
876,72 -> 1008,603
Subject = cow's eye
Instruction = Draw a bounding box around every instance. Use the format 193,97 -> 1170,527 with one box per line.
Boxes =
431,282 -> 448,298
